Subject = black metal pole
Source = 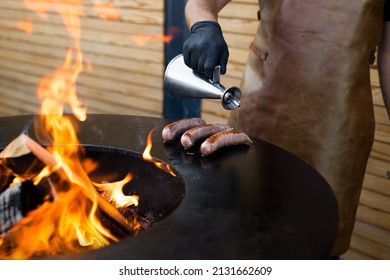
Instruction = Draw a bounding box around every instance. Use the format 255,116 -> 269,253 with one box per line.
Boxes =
163,0 -> 201,120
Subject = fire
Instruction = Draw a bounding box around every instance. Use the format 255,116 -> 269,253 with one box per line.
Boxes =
142,128 -> 177,177
86,58 -> 93,73
132,34 -> 173,46
28,0 -> 113,259
131,26 -> 182,46
21,0 -> 49,20
16,18 -> 33,34
94,174 -> 139,209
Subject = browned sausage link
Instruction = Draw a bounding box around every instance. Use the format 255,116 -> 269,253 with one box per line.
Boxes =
162,118 -> 206,142
180,124 -> 232,148
200,130 -> 252,156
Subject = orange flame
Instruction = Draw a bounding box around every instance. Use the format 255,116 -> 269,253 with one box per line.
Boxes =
142,128 -> 176,177
85,58 -> 93,73
21,0 -> 49,20
131,26 -> 181,46
16,18 -> 33,34
94,174 -> 139,209
131,27 -> 181,46
131,34 -> 173,47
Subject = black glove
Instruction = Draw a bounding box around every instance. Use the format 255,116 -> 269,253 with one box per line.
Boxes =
183,21 -> 229,78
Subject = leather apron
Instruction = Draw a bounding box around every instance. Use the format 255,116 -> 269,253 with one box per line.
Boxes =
228,0 -> 384,256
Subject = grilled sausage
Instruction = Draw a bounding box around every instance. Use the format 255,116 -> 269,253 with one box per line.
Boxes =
162,118 -> 206,142
180,124 -> 232,148
200,130 -> 252,156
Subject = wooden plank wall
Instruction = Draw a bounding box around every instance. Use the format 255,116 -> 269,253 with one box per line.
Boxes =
0,0 -> 388,259
0,0 -> 165,117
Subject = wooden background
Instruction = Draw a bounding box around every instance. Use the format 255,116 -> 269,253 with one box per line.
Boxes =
0,0 -> 389,259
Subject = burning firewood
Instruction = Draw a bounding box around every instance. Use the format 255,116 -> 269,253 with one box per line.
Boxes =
0,134 -> 136,235
0,180 -> 45,234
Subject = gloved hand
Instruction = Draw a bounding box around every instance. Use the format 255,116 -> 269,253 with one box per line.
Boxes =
183,21 -> 229,78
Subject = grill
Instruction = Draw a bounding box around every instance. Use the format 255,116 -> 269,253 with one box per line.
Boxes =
0,114 -> 338,260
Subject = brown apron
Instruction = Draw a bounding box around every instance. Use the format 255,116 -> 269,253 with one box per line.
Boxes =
228,0 -> 385,256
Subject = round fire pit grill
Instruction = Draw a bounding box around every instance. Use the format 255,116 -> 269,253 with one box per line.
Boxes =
0,114 -> 338,260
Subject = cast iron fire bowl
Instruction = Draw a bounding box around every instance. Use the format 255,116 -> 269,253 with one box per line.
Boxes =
0,114 -> 338,260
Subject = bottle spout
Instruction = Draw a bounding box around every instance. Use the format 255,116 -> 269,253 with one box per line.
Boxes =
222,87 -> 242,110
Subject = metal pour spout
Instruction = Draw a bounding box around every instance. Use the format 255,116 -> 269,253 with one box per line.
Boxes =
164,54 -> 242,110
223,90 -> 241,109
210,65 -> 241,110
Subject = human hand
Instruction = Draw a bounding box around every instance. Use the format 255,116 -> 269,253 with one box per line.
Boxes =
183,21 -> 229,78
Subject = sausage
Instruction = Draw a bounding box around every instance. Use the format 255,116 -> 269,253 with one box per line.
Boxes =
180,124 -> 232,149
200,130 -> 252,156
162,118 -> 206,142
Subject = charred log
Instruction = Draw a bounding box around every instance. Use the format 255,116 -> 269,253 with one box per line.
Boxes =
0,181 -> 45,234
